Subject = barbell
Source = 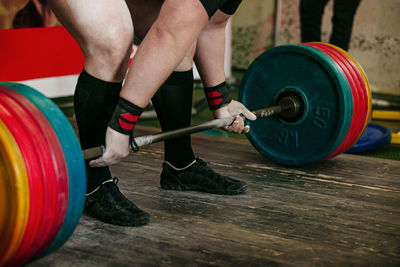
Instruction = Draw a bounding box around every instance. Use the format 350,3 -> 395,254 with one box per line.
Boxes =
0,43 -> 371,265
82,92 -> 303,160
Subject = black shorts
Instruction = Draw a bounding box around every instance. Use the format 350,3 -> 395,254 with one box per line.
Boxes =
200,0 -> 242,19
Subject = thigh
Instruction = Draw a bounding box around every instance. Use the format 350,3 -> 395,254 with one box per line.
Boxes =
48,0 -> 133,55
126,0 -> 196,71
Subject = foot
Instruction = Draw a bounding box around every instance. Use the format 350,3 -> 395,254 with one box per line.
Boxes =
160,158 -> 247,195
84,178 -> 149,226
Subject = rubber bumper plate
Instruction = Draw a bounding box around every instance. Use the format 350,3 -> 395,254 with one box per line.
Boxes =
239,45 -> 353,166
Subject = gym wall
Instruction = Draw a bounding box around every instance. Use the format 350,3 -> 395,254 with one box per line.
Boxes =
275,0 -> 400,95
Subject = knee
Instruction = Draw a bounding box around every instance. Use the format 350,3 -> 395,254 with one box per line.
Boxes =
85,23 -> 134,66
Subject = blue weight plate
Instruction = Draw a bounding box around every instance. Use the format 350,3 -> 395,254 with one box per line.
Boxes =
0,82 -> 86,255
239,45 -> 353,166
345,123 -> 391,153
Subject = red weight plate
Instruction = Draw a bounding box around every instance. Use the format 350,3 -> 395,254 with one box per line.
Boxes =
303,43 -> 360,158
0,87 -> 68,265
313,43 -> 368,150
316,45 -> 362,156
319,44 -> 369,146
0,90 -> 45,265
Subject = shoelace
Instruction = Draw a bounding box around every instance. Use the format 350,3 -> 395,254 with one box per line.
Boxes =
86,177 -> 119,196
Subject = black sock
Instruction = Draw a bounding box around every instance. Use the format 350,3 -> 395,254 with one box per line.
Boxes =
74,69 -> 122,192
151,70 -> 195,168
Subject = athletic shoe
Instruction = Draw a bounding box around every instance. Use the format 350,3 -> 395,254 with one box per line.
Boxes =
160,158 -> 247,195
84,177 -> 149,226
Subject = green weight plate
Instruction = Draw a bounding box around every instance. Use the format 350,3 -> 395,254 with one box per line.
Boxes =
239,45 -> 353,166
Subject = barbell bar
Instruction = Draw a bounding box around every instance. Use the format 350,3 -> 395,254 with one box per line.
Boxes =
82,93 -> 303,160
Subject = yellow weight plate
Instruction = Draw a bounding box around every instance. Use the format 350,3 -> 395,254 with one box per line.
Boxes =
0,119 -> 30,266
323,43 -> 372,138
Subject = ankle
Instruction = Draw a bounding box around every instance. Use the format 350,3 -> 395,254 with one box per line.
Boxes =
86,178 -> 114,196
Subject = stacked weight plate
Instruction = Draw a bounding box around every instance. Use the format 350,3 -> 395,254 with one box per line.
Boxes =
239,43 -> 371,166
0,83 -> 86,266
304,43 -> 371,159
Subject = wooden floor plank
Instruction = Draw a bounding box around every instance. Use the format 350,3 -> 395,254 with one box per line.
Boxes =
29,126 -> 400,266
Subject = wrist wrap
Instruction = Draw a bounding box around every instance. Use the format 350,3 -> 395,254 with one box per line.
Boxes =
204,82 -> 232,111
108,98 -> 143,135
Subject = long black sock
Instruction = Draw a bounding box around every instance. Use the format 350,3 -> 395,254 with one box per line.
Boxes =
151,70 -> 195,168
74,69 -> 122,192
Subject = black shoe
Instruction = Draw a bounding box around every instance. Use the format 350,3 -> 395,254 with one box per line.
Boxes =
84,177 -> 149,226
160,158 -> 247,195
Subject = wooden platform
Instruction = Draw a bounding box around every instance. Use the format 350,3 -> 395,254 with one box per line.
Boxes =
30,126 -> 400,266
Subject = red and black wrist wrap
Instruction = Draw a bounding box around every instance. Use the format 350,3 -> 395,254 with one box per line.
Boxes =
204,82 -> 232,111
108,98 -> 143,135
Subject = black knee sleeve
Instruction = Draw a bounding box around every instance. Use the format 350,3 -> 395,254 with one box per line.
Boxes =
74,69 -> 122,192
151,70 -> 195,168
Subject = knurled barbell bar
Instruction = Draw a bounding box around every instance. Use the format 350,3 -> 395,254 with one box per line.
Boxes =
82,92 -> 303,160
0,43 -> 371,266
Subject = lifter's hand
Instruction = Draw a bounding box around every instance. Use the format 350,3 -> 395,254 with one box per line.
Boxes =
89,127 -> 130,167
212,100 -> 256,134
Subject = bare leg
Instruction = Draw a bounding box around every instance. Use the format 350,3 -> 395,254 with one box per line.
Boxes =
48,0 -> 134,81
194,10 -> 230,87
120,0 -> 209,107
195,11 -> 256,134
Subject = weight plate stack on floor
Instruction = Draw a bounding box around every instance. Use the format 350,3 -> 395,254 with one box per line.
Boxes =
306,43 -> 371,154
305,43 -> 359,157
0,120 -> 29,266
0,82 -> 87,257
324,43 -> 369,146
303,43 -> 368,157
239,44 -> 353,166
0,85 -> 69,266
323,44 -> 372,138
0,91 -> 46,267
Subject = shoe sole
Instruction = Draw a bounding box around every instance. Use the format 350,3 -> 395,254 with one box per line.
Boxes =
160,182 -> 247,195
84,208 -> 150,227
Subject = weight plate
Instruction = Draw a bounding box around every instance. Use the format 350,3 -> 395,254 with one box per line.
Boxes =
304,43 -> 364,157
304,43 -> 358,157
345,123 -> 391,153
318,43 -> 369,148
0,86 -> 68,265
0,88 -> 46,266
0,82 -> 86,256
239,45 -> 353,166
323,45 -> 372,139
0,120 -> 29,266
